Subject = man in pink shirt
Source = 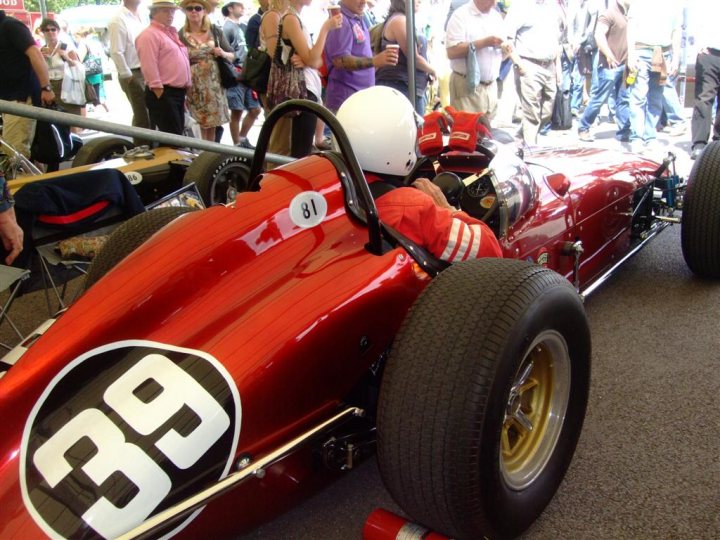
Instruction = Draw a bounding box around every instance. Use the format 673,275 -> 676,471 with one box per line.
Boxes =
136,0 -> 192,136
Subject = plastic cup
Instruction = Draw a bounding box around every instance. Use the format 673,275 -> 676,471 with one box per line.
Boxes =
328,4 -> 341,16
386,43 -> 399,64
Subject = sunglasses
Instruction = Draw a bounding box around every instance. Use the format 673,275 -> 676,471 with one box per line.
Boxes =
185,5 -> 204,11
42,27 -> 58,32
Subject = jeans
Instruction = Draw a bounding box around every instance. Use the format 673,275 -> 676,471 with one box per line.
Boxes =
589,50 -> 599,98
560,50 -> 573,93
578,64 -> 626,132
662,74 -> 684,125
615,84 -> 631,139
627,49 -> 669,143
570,60 -> 585,112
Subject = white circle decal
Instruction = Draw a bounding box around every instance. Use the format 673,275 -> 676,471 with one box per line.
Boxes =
289,191 -> 328,228
124,171 -> 143,185
20,340 -> 241,539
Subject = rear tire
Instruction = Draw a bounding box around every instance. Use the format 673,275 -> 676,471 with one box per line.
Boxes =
377,258 -> 591,539
71,136 -> 135,166
681,140 -> 720,278
84,207 -> 197,289
183,152 -> 250,206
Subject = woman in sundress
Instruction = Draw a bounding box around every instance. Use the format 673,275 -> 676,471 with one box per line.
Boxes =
179,0 -> 233,141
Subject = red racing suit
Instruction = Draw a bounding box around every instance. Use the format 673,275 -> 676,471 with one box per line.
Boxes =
375,186 -> 503,262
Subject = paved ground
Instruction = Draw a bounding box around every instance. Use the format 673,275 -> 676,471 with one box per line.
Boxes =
3,79 -> 717,539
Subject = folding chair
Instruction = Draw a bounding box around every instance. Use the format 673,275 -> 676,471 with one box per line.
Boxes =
0,265 -> 30,350
13,169 -> 145,314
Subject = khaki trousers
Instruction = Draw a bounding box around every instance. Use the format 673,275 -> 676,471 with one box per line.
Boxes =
2,97 -> 36,158
514,62 -> 556,145
449,72 -> 499,119
260,94 -> 292,169
119,70 -> 152,145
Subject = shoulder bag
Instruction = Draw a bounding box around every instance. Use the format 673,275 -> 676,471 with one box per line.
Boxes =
212,25 -> 240,89
240,47 -> 272,93
83,51 -> 103,76
266,14 -> 307,110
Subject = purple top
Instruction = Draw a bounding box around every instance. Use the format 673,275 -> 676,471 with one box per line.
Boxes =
323,5 -> 374,110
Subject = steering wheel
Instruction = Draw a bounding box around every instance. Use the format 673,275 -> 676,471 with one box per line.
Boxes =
402,155 -> 437,186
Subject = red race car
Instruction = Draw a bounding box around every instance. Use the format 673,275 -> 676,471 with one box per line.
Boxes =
0,95 -> 718,540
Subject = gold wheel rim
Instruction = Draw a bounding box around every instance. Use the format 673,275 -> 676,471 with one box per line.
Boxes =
500,330 -> 571,490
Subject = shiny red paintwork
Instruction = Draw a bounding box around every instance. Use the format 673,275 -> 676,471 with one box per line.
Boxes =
0,146 -> 659,538
503,147 -> 658,287
0,155 -> 430,538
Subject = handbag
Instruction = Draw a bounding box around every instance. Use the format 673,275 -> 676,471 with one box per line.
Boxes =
83,53 -> 103,76
60,62 -> 87,105
84,81 -> 99,106
212,26 -> 239,89
240,47 -> 271,93
266,15 -> 307,110
551,89 -> 572,131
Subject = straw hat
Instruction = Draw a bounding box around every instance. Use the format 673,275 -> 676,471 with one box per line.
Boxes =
149,0 -> 178,8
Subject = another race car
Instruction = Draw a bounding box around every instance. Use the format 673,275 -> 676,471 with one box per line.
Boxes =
0,96 -> 718,540
4,135 -> 251,206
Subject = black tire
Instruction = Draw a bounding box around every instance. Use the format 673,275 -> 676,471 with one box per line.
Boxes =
183,151 -> 250,206
84,206 -> 197,289
377,258 -> 591,540
681,140 -> 720,278
71,136 -> 135,166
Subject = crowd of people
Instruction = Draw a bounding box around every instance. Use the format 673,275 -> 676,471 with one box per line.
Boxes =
2,0 -> 718,163
112,0 -> 720,161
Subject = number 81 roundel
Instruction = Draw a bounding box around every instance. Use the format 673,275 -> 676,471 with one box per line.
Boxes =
20,340 -> 242,539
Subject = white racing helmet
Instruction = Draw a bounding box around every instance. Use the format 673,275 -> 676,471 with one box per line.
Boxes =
336,86 -> 420,176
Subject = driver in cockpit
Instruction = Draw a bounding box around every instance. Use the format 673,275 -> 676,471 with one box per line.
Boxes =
336,86 -> 502,262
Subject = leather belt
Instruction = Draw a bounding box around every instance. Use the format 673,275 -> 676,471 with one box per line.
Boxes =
452,71 -> 494,85
519,56 -> 554,68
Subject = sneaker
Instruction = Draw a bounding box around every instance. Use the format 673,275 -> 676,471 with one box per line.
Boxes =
237,138 -> 255,150
690,144 -> 706,160
668,123 -> 687,137
578,130 -> 595,142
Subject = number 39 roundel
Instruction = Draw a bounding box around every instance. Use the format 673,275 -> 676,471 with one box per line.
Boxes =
19,340 -> 242,539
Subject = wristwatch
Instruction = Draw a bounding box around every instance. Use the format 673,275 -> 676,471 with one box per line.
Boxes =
41,85 -> 52,92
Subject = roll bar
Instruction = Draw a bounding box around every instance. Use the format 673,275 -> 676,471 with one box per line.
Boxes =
249,99 -> 385,256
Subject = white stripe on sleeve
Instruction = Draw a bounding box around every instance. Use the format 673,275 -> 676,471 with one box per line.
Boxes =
440,218 -> 463,260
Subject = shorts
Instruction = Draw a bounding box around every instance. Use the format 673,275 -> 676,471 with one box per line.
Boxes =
227,83 -> 260,111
